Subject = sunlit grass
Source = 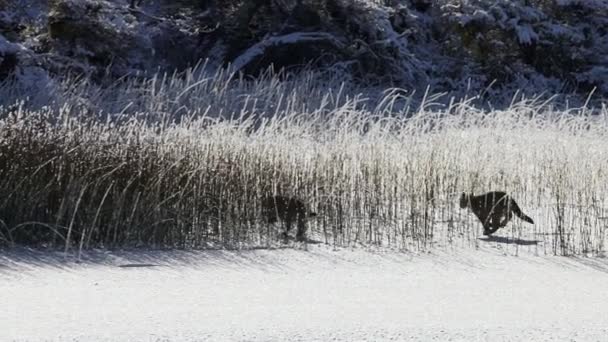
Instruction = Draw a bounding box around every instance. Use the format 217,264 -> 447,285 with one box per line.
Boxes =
0,66 -> 607,256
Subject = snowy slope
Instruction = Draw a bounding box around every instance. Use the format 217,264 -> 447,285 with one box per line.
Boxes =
2,242 -> 608,341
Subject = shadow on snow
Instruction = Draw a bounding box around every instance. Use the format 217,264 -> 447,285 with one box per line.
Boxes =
478,235 -> 540,246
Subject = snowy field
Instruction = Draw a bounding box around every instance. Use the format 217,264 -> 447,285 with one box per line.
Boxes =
2,236 -> 608,342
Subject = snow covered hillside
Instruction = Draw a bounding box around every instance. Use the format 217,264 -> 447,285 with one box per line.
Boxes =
1,0 -> 607,102
2,242 -> 608,341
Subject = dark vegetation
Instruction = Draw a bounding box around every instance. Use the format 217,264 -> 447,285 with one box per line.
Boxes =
0,0 -> 606,99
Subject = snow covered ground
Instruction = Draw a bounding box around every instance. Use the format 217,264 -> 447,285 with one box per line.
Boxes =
2,240 -> 608,341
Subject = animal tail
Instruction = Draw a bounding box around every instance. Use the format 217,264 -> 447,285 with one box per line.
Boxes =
510,199 -> 534,224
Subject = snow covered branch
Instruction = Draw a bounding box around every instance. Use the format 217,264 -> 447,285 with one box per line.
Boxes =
230,32 -> 346,74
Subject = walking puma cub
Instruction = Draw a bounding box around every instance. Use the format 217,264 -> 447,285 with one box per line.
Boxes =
460,191 -> 534,236
262,195 -> 316,241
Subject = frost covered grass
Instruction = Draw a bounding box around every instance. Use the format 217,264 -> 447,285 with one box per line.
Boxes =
0,67 -> 607,255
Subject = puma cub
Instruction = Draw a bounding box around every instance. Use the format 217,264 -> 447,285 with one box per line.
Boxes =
261,195 -> 317,241
460,191 -> 534,236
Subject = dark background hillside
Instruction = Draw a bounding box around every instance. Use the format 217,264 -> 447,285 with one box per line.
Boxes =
1,0 -> 607,102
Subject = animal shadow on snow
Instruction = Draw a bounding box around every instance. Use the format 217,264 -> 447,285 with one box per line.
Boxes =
478,235 -> 540,246
118,263 -> 160,268
280,235 -> 324,245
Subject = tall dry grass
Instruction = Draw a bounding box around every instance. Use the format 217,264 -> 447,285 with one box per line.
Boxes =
0,67 -> 607,255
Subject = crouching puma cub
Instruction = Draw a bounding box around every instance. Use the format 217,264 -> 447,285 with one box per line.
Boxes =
262,195 -> 316,241
460,191 -> 534,236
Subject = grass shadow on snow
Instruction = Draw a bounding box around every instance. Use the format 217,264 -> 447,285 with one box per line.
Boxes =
0,246 -> 307,274
548,254 -> 608,274
0,247 -> 79,274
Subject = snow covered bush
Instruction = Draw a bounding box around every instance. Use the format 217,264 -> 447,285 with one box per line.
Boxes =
437,0 -> 608,93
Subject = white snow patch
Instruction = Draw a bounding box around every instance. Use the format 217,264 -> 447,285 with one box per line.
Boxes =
1,243 -> 608,341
